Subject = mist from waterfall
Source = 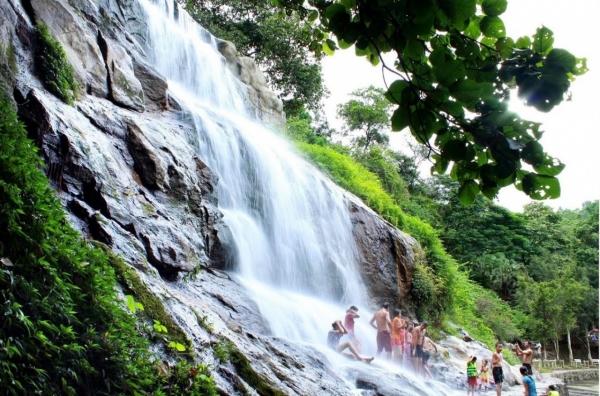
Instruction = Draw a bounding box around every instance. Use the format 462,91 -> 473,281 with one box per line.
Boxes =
137,1 -> 451,394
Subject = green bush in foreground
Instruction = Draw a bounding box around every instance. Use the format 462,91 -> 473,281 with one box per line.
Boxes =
0,101 -> 217,395
35,23 -> 78,104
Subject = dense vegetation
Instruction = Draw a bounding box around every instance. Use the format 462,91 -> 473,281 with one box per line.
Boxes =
0,101 -> 220,394
287,108 -> 598,357
275,0 -> 587,203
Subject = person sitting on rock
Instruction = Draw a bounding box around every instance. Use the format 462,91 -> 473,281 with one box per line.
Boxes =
327,320 -> 374,363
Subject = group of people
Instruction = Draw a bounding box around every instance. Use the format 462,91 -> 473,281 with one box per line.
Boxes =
465,345 -> 505,396
328,308 -> 558,396
327,302 -> 438,377
466,340 -> 556,396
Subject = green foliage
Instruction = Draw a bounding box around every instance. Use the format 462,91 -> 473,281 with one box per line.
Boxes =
213,339 -> 236,363
92,240 -> 194,353
184,0 -> 325,116
0,101 -> 217,395
156,360 -> 218,396
35,23 -> 78,104
276,0 -> 586,201
285,114 -> 329,145
337,86 -> 392,150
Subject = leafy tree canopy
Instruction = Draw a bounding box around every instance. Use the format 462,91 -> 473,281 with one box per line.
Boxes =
274,0 -> 587,204
337,86 -> 392,150
184,0 -> 326,116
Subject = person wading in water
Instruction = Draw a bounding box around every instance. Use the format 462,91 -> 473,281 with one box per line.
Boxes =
369,302 -> 393,360
412,321 -> 428,376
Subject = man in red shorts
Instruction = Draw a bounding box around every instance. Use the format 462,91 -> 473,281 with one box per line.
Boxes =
369,302 -> 392,360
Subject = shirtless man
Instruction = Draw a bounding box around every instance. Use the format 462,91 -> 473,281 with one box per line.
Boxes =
344,306 -> 362,353
412,321 -> 428,376
491,342 -> 504,396
515,341 -> 533,375
369,302 -> 393,359
421,336 -> 438,379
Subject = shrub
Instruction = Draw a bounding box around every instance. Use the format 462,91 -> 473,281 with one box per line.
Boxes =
0,101 -> 217,395
35,23 -> 78,104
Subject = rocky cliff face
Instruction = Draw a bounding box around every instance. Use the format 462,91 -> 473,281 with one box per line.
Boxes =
1,0 -> 420,393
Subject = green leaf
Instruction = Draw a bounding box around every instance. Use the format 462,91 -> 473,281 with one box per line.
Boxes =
495,37 -> 514,59
482,0 -> 507,16
449,79 -> 481,102
545,48 -> 576,72
522,173 -> 560,199
385,80 -> 410,104
435,59 -> 466,87
533,156 -> 565,177
405,39 -> 425,60
340,0 -> 356,9
521,141 -> 544,166
438,0 -> 476,26
441,100 -> 465,117
324,3 -> 346,18
442,139 -> 467,161
532,26 -> 554,55
480,16 -> 506,38
125,295 -> 136,314
458,180 -> 480,205
308,10 -> 319,22
391,107 -> 411,131
464,17 -> 481,39
515,36 -> 532,49
323,39 -> 337,55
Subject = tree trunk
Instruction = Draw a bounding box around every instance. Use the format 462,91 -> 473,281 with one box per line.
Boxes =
567,328 -> 573,362
553,338 -> 560,360
542,342 -> 547,361
586,327 -> 593,361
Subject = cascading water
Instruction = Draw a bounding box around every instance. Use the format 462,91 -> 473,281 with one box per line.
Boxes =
138,1 -> 453,394
140,0 -> 369,344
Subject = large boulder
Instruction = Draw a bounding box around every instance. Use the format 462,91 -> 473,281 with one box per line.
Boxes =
349,200 -> 417,310
98,32 -> 145,111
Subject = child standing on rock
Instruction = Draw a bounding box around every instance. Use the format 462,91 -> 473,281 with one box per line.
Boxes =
467,355 -> 478,396
479,358 -> 490,393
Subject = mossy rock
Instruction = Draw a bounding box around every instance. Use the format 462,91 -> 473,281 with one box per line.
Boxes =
35,23 -> 78,104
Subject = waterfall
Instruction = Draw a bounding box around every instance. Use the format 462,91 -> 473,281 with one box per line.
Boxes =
139,0 -> 369,345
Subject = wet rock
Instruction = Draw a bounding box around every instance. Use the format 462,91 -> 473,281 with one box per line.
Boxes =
0,1 -> 19,101
98,32 -> 145,111
30,0 -> 107,97
126,122 -> 167,190
216,38 -> 285,129
133,57 -> 167,110
348,200 -> 417,310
